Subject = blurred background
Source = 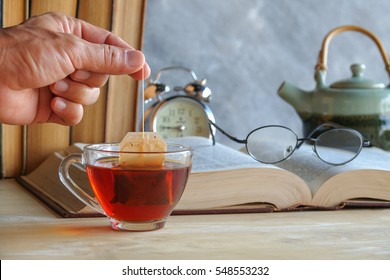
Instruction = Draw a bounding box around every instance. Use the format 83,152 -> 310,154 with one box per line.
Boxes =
142,0 -> 390,149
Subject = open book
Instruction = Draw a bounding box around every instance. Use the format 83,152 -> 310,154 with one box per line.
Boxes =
173,137 -> 390,214
16,137 -> 390,217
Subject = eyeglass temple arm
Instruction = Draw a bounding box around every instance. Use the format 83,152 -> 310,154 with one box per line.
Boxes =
296,122 -> 341,149
306,122 -> 342,139
208,120 -> 247,144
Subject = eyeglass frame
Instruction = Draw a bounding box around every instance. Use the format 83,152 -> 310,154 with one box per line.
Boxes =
208,120 -> 371,165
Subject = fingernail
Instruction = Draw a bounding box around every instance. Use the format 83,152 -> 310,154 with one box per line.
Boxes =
74,70 -> 91,80
144,63 -> 151,79
54,80 -> 69,92
54,98 -> 67,111
125,50 -> 145,68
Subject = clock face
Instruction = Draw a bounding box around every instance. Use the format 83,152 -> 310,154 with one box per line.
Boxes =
151,97 -> 212,139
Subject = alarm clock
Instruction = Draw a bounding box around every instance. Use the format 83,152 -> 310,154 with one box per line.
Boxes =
142,66 -> 216,139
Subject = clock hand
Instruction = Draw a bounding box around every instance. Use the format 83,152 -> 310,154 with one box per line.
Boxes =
160,125 -> 187,131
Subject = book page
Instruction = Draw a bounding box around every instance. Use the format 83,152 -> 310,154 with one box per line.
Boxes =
276,144 -> 390,195
168,136 -> 277,172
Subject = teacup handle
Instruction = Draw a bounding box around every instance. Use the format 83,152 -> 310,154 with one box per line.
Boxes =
58,154 -> 105,215
315,25 -> 390,76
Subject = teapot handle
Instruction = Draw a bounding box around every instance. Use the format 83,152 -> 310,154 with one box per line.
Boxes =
315,25 -> 390,77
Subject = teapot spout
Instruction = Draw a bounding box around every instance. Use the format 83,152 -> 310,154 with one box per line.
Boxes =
278,81 -> 312,116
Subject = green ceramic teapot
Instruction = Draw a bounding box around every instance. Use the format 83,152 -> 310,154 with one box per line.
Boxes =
278,25 -> 390,150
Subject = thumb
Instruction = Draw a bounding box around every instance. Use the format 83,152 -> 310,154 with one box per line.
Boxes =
73,44 -> 146,75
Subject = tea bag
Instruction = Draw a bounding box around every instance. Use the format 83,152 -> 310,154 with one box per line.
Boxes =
119,132 -> 167,168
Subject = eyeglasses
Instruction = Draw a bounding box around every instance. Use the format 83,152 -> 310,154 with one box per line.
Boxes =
209,121 -> 370,165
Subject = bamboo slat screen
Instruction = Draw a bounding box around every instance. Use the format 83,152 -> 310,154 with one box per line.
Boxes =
0,0 -> 146,177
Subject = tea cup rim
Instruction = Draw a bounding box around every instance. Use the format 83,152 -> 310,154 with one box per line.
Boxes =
83,142 -> 194,154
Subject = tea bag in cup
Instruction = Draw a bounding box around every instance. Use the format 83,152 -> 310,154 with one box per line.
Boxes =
119,132 -> 167,168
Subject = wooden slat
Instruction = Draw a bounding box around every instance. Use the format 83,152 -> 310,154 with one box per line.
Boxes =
71,0 -> 113,144
105,0 -> 146,142
2,0 -> 25,26
30,0 -> 77,15
1,125 -> 24,178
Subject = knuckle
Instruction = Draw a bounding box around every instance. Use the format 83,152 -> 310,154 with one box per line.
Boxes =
102,45 -> 125,72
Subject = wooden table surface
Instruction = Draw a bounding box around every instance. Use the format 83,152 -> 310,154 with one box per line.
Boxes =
1,179 -> 389,260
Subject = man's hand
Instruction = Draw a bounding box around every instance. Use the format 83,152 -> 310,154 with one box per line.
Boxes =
0,12 -> 150,126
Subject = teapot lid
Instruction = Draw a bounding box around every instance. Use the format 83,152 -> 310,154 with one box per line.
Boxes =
330,64 -> 385,89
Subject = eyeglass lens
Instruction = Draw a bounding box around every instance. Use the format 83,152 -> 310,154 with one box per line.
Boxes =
246,126 -> 298,164
315,128 -> 363,165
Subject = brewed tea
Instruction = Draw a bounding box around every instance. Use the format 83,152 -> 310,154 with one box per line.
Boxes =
86,160 -> 190,222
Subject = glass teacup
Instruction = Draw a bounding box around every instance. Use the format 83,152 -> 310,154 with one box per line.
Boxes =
59,143 -> 193,231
